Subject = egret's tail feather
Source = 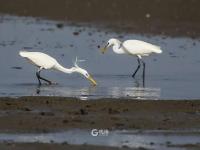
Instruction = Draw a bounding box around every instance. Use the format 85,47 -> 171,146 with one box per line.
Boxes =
153,45 -> 162,53
154,48 -> 162,53
19,51 -> 29,57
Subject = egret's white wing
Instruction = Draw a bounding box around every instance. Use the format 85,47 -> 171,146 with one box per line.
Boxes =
123,40 -> 162,56
19,51 -> 57,69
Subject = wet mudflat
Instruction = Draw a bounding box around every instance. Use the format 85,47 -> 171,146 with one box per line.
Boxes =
0,97 -> 200,132
0,97 -> 200,150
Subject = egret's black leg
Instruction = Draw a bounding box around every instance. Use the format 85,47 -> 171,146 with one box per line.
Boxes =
36,71 -> 42,85
36,68 -> 52,85
36,84 -> 41,94
132,58 -> 141,78
141,60 -> 146,87
39,75 -> 52,84
142,60 -> 145,81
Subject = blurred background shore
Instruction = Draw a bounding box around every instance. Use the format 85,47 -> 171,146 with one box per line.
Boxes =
0,0 -> 200,37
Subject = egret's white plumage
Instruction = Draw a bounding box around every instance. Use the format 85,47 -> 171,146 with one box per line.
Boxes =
20,51 -> 57,69
19,51 -> 97,86
122,40 -> 162,56
101,38 -> 162,79
101,38 -> 162,56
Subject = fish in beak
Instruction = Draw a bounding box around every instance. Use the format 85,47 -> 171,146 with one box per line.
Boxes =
88,75 -> 97,86
100,43 -> 109,54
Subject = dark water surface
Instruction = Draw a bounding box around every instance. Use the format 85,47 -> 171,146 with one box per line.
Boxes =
1,15 -> 200,100
0,130 -> 200,150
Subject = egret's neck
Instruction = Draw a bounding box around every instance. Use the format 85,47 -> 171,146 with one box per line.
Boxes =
112,41 -> 125,54
54,63 -> 75,74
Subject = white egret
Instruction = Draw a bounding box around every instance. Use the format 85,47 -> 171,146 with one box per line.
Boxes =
19,51 -> 97,86
101,38 -> 162,79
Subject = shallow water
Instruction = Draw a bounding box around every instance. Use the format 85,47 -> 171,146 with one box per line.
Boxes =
0,130 -> 200,150
1,15 -> 200,99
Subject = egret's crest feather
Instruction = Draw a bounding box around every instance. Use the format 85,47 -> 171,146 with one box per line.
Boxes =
74,56 -> 85,68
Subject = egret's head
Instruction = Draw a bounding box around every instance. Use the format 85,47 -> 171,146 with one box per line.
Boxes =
100,38 -> 119,54
72,58 -> 97,86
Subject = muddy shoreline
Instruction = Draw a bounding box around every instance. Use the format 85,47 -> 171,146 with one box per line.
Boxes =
0,143 -> 139,150
0,96 -> 200,149
0,0 -> 200,37
0,97 -> 199,132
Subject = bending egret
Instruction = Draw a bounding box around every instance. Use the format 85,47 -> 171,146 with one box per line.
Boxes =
101,38 -> 162,79
19,51 -> 97,86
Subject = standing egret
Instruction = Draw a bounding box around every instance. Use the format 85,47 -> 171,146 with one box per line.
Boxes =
101,38 -> 162,80
19,51 -> 97,86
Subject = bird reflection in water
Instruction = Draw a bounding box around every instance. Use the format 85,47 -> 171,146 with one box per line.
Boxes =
109,78 -> 160,99
36,85 -> 41,94
35,84 -> 96,99
34,78 -> 159,100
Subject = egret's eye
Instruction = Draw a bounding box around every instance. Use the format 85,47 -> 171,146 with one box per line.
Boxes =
107,42 -> 109,45
85,73 -> 89,77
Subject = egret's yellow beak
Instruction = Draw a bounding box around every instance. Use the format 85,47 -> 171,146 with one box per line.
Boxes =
88,75 -> 97,86
100,47 -> 107,54
100,43 -> 109,54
